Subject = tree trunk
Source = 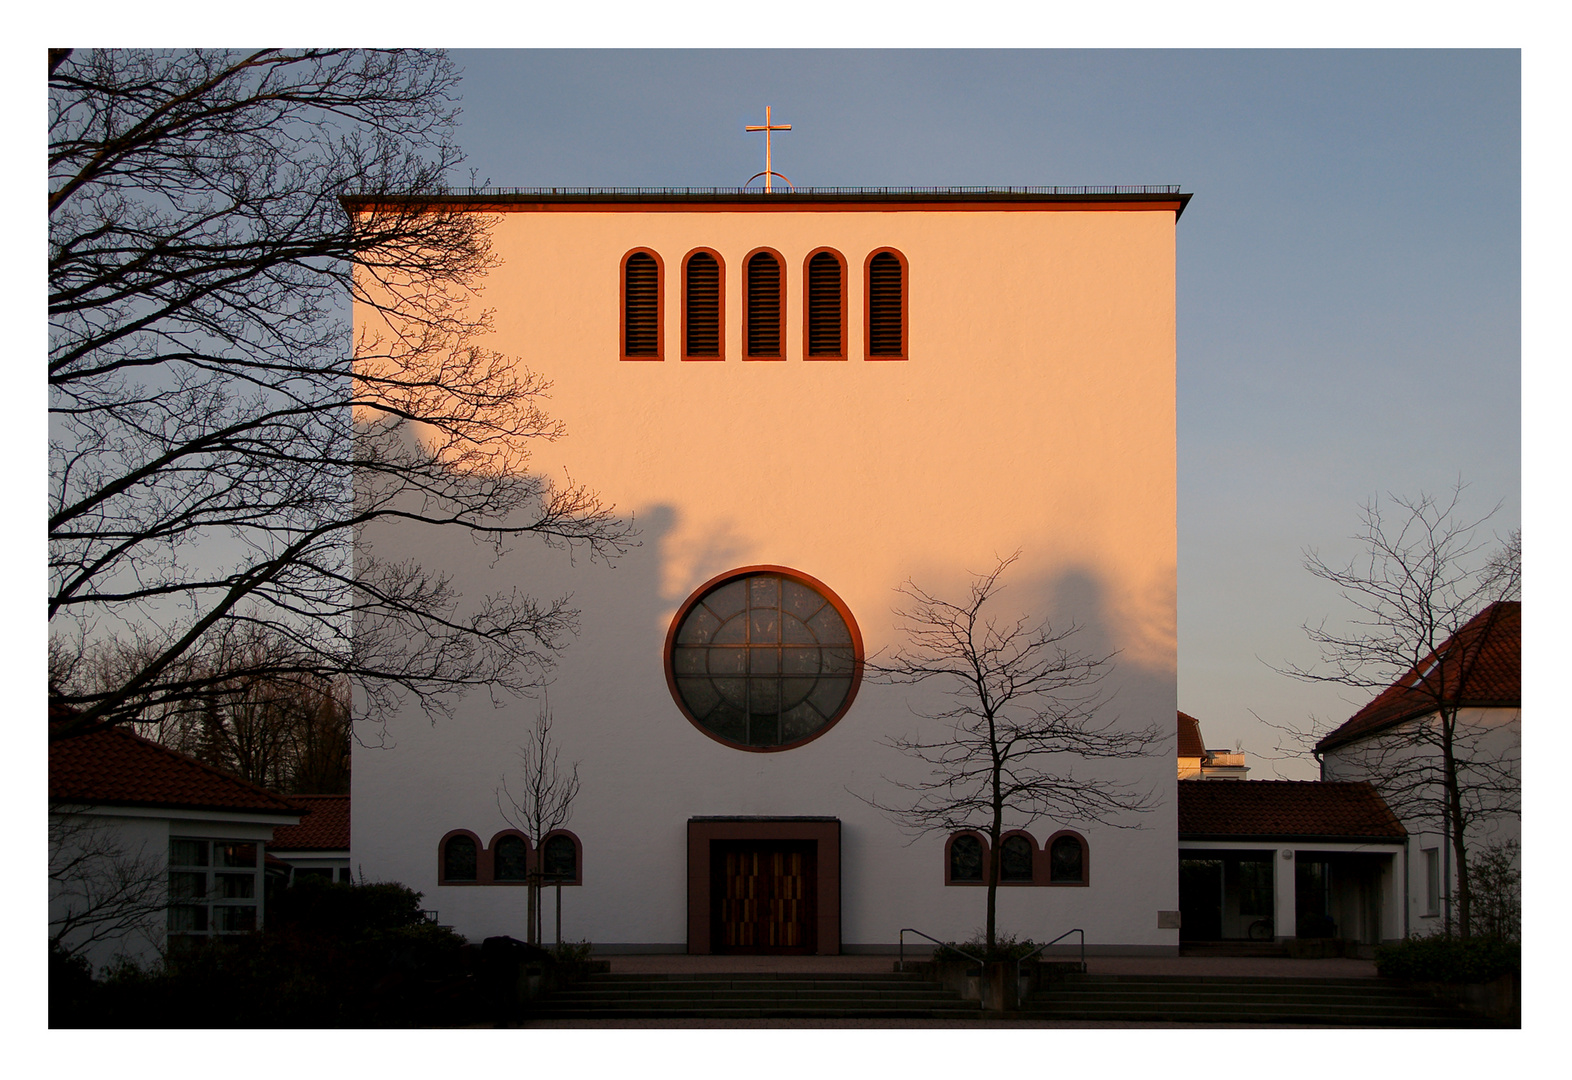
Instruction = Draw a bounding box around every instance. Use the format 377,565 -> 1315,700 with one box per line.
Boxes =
985,821 -> 1001,956
1441,709 -> 1472,940
526,873 -> 538,946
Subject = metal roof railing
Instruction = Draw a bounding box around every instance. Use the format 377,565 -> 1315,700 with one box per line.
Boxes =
441,184 -> 1183,197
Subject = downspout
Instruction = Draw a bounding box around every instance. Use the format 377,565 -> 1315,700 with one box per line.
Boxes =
1402,837 -> 1410,940
1443,801 -> 1453,935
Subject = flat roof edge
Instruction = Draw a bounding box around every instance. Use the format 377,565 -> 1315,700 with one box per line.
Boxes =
341,188 -> 1193,218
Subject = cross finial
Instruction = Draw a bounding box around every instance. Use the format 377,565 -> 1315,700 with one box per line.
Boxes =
745,106 -> 793,193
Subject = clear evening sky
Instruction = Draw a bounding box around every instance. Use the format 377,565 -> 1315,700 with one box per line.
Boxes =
448,50 -> 1520,780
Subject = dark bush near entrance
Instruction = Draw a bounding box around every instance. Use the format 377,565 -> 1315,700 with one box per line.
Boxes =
52,879 -> 480,1028
932,931 -> 1040,963
1374,934 -> 1520,984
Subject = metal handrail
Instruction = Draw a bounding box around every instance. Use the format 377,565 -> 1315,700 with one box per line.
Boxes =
899,928 -> 988,1010
1014,928 -> 1086,999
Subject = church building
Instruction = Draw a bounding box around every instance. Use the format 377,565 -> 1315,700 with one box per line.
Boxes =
351,183 -> 1189,954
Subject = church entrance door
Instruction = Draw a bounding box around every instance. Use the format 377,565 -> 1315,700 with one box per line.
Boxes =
711,840 -> 817,954
687,818 -> 840,955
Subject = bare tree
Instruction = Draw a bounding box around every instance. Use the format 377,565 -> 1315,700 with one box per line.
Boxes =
861,555 -> 1161,954
496,705 -> 581,947
49,49 -> 631,744
68,624 -> 352,793
1281,485 -> 1520,938
49,811 -> 167,964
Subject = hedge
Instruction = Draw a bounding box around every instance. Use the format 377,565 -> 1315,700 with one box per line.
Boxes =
1374,934 -> 1520,984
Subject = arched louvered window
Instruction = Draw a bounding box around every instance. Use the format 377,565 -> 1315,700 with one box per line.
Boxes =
683,249 -> 724,361
865,248 -> 908,360
493,835 -> 528,882
621,249 -> 663,360
804,249 -> 847,360
948,833 -> 985,884
745,248 -> 785,359
441,833 -> 477,882
1001,834 -> 1036,882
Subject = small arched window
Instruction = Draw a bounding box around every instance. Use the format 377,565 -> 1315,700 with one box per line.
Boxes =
494,835 -> 529,882
865,249 -> 907,360
542,833 -> 580,884
949,834 -> 984,883
1001,834 -> 1035,883
622,249 -> 663,360
745,249 -> 785,359
442,834 -> 477,882
1049,833 -> 1087,884
804,249 -> 847,360
683,249 -> 724,361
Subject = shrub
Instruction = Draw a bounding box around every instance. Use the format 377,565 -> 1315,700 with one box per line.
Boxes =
551,938 -> 595,963
57,879 -> 479,1027
1468,840 -> 1520,942
1374,933 -> 1520,984
932,931 -> 1039,964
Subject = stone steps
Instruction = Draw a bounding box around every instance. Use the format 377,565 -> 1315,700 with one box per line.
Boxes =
534,971 -> 981,1020
1020,974 -> 1492,1027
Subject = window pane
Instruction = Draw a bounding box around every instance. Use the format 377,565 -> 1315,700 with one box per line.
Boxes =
807,606 -> 852,644
216,842 -> 256,868
495,836 -> 528,881
169,839 -> 207,867
169,871 -> 207,901
1001,836 -> 1034,882
713,676 -> 746,708
951,836 -> 983,882
543,836 -> 576,881
217,905 -> 257,932
444,836 -> 477,881
217,872 -> 255,899
168,904 -> 207,932
1050,836 -> 1084,882
1238,859 -> 1273,916
780,702 -> 826,742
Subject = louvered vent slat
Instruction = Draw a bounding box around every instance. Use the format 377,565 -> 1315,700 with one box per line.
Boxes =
807,251 -> 842,356
624,252 -> 659,356
747,252 -> 781,357
868,251 -> 903,356
685,252 -> 721,356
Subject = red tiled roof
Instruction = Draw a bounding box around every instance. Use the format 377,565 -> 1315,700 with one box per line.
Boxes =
49,726 -> 300,816
1178,780 -> 1405,840
1178,711 -> 1205,758
1315,601 -> 1520,754
271,794 -> 350,851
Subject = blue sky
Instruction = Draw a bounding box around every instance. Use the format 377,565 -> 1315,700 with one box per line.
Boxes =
450,49 -> 1521,778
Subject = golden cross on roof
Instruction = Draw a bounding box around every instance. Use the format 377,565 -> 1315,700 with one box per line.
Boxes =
745,106 -> 793,193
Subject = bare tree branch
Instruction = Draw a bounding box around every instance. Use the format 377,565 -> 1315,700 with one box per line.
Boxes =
857,553 -> 1160,953
49,49 -> 634,742
496,703 -> 581,947
1276,482 -> 1520,938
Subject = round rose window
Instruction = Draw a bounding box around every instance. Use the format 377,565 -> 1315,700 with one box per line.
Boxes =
666,567 -> 863,750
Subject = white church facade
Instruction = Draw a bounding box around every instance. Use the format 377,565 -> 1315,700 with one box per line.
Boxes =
351,187 -> 1188,954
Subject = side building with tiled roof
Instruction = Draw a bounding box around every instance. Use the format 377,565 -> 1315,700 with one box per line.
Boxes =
269,794 -> 352,885
49,724 -> 302,973
1314,600 -> 1520,938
